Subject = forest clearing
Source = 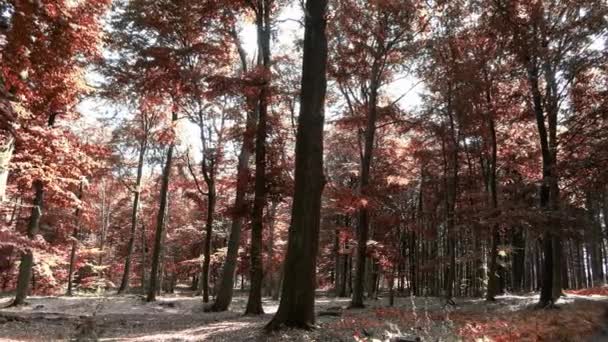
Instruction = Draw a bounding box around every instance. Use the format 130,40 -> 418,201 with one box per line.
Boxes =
1,0 -> 608,341
1,291 -> 608,341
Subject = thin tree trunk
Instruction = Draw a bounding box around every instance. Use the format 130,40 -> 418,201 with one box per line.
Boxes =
512,227 -> 525,292
146,111 -> 177,302
245,0 -> 272,316
141,220 -> 147,292
527,57 -> 560,307
118,141 -> 147,294
201,187 -> 216,303
441,88 -> 459,302
265,0 -> 328,329
67,181 -> 85,296
351,60 -> 381,309
486,92 -> 500,301
12,180 -> 44,306
333,226 -> 340,296
264,202 -> 278,298
209,22 -> 258,313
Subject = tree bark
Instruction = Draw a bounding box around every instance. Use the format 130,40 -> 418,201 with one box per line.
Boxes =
201,182 -> 216,303
441,85 -> 458,302
486,90 -> 500,301
118,140 -> 147,294
146,111 -> 177,302
351,59 -> 381,309
586,192 -> 604,286
208,26 -> 257,312
527,56 -> 560,307
13,180 -> 44,306
67,181 -> 84,296
141,220 -> 147,292
194,108 -> 219,303
511,227 -> 525,292
245,0 -> 272,316
265,0 -> 328,329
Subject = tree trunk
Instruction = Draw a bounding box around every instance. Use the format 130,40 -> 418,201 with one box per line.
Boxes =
98,181 -> 110,267
201,186 -> 216,303
264,202 -> 278,298
333,227 -> 340,296
146,111 -> 177,302
586,192 -> 604,286
486,96 -> 500,301
13,180 -> 44,306
67,181 -> 85,296
351,60 -> 381,309
208,21 -> 258,312
527,57 -> 560,307
141,220 -> 147,292
245,0 -> 271,316
512,227 -> 525,292
265,0 -> 328,329
118,141 -> 147,294
441,89 -> 459,301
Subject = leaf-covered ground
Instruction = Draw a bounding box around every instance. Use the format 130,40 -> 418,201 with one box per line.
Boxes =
0,292 -> 607,341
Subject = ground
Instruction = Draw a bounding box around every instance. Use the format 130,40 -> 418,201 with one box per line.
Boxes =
0,291 -> 607,341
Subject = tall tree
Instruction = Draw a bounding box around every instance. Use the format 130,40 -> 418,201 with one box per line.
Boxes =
116,106 -> 157,294
3,0 -> 109,305
265,0 -> 328,330
105,0 -> 234,301
246,0 -> 273,316
184,99 -> 226,303
490,0 -> 608,307
209,24 -> 258,312
329,0 -> 421,307
147,109 -> 177,302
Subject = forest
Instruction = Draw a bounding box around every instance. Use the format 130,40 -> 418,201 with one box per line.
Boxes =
1,0 -> 608,341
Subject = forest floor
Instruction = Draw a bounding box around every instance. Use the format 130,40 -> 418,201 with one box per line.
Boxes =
1,290 -> 608,341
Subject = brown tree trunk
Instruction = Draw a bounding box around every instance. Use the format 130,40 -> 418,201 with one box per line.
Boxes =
146,111 -> 177,302
13,180 -> 44,306
441,87 -> 459,302
141,220 -> 147,292
245,0 -> 271,316
195,111 -> 219,303
201,185 -> 216,303
586,192 -> 604,286
512,227 -> 525,292
264,202 -> 278,298
333,226 -> 341,296
265,0 -> 328,329
67,181 -> 85,296
119,141 -> 147,294
527,57 -> 560,307
351,60 -> 381,309
208,25 -> 257,312
486,92 -> 500,301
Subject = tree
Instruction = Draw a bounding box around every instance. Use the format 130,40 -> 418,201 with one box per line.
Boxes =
105,0 -> 234,301
209,23 -> 258,312
115,104 -> 158,294
184,98 -> 227,303
489,0 -> 608,307
329,0 -> 422,307
265,0 -> 328,330
246,0 -> 274,316
66,180 -> 85,296
2,0 -> 109,305
147,108 -> 177,302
